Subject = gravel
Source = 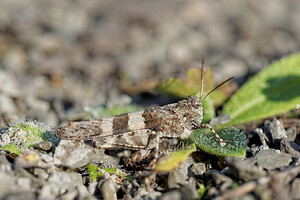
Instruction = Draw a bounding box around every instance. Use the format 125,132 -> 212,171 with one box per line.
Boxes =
1,0 -> 300,199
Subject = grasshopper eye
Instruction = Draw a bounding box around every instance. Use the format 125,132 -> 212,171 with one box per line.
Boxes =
191,99 -> 200,109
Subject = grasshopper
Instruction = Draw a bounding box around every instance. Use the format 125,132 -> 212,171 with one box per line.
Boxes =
56,62 -> 233,160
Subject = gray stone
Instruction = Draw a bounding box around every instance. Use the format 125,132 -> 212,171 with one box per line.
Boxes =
88,180 -> 98,195
0,94 -> 18,114
214,58 -> 248,82
13,150 -> 50,170
290,178 -> 300,200
99,176 -> 117,200
168,169 -> 187,189
190,162 -> 206,176
160,190 -> 182,200
264,119 -> 287,140
0,155 -> 11,167
177,156 -> 196,177
286,126 -> 297,141
39,184 -> 56,200
255,149 -> 292,169
206,170 -> 232,185
0,165 -> 44,199
0,71 -> 20,97
54,140 -> 119,168
160,184 -> 199,200
77,185 -> 98,200
225,157 -> 267,181
33,168 -> 49,181
32,141 -> 53,151
25,96 -> 59,127
39,170 -> 83,198
2,191 -> 36,200
0,170 -> 19,199
60,190 -> 78,200
178,184 -> 199,200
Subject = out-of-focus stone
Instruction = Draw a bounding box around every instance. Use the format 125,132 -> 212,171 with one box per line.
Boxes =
255,149 -> 292,170
54,140 -> 119,168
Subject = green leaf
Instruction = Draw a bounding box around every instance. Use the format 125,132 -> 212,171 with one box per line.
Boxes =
191,127 -> 246,157
197,184 -> 210,200
87,164 -> 103,181
0,143 -> 22,155
87,164 -> 133,181
155,144 -> 196,173
223,53 -> 300,125
202,97 -> 215,122
155,78 -> 198,98
155,67 -> 229,106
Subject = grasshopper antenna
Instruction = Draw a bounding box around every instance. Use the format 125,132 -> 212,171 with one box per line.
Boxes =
199,60 -> 204,98
201,76 -> 234,102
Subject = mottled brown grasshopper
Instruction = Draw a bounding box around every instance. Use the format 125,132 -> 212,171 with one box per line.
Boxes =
56,62 -> 233,160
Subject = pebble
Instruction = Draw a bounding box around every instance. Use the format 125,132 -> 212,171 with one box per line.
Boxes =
225,157 -> 267,181
53,139 -> 119,168
39,170 -> 83,198
160,184 -> 199,200
168,169 -> 187,189
190,162 -> 206,176
32,141 -> 53,151
0,93 -> 18,113
255,149 -> 292,169
98,175 -> 117,200
206,169 -> 232,185
0,1 -> 299,199
291,178 -> 300,200
0,70 -> 20,97
13,150 -> 49,170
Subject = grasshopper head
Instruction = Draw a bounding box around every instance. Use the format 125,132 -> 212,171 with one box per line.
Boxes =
185,95 -> 204,129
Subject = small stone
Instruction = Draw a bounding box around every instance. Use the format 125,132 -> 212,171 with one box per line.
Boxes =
39,170 -> 83,198
99,177 -> 117,200
54,140 -> 119,168
0,155 -> 11,167
190,162 -> 206,176
13,150 -> 49,170
33,168 -> 49,181
291,178 -> 300,200
168,169 -> 187,189
225,157 -> 267,181
2,191 -> 36,200
88,180 -> 98,195
161,184 -> 198,200
32,141 -> 53,151
0,93 -> 18,113
16,177 -> 32,190
77,184 -> 98,200
214,58 -> 248,82
160,190 -> 182,200
286,127 -> 297,141
255,149 -> 292,169
206,169 -> 232,185
178,184 -> 199,200
0,71 -> 20,97
264,119 -> 287,140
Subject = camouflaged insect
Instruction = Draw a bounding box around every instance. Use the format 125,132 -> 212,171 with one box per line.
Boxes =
56,62 -> 233,159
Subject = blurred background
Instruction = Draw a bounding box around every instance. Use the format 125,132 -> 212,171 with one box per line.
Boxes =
0,0 -> 299,128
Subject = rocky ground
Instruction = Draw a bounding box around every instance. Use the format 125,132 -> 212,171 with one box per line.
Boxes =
1,0 -> 300,199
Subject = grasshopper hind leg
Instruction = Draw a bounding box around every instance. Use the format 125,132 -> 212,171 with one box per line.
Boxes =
199,123 -> 229,146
